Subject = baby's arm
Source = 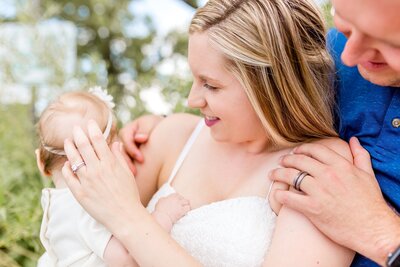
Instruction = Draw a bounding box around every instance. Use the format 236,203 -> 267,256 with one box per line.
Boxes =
152,193 -> 191,232
103,236 -> 139,267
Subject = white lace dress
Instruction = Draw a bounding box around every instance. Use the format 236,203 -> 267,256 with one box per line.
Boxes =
147,121 -> 277,267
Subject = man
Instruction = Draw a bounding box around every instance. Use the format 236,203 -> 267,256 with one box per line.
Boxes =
120,0 -> 400,266
270,0 -> 400,266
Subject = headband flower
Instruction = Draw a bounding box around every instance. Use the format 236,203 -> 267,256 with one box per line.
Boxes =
88,86 -> 115,109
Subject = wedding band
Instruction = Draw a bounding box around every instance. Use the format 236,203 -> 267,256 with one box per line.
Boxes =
293,171 -> 308,191
71,161 -> 86,174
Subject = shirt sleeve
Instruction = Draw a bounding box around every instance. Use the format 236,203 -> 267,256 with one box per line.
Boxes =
78,211 -> 113,260
37,252 -> 56,267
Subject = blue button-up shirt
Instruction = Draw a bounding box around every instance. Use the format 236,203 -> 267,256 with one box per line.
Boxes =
328,28 -> 400,267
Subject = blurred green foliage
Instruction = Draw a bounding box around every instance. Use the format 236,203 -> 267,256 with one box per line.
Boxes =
0,104 -> 50,267
322,1 -> 334,28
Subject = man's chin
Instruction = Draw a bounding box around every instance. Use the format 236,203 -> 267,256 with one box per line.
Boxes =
357,65 -> 400,87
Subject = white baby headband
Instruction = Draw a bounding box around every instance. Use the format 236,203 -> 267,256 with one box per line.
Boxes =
42,87 -> 115,156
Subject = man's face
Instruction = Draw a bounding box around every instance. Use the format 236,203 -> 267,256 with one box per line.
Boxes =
332,0 -> 400,87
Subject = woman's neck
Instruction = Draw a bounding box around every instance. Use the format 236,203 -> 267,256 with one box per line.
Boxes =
215,135 -> 276,156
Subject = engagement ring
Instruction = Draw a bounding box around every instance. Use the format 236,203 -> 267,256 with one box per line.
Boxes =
71,161 -> 86,174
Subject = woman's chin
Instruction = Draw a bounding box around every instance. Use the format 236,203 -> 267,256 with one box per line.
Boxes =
209,131 -> 229,143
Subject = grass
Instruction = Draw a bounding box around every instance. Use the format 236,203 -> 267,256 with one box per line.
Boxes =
0,104 -> 49,267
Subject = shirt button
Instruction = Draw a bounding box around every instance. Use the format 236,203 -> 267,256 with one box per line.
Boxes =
392,118 -> 400,128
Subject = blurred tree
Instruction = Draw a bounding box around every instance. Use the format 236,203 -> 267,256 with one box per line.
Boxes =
40,0 -> 158,109
181,0 -> 200,8
0,0 -> 203,118
321,1 -> 334,28
0,0 -> 202,134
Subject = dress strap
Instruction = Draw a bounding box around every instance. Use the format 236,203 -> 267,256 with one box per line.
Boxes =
266,181 -> 275,201
166,120 -> 205,185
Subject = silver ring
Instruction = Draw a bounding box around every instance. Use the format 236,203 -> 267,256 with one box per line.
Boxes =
293,171 -> 308,191
71,161 -> 86,174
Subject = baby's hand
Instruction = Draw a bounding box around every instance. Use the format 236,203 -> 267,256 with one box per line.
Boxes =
152,193 -> 191,232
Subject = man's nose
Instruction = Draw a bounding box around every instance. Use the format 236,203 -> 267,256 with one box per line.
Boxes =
341,31 -> 375,67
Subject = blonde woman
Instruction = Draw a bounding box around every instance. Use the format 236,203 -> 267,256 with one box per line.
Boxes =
62,0 -> 355,266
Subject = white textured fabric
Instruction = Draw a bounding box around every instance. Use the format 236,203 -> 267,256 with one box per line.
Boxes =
147,120 -> 277,267
38,188 -> 112,267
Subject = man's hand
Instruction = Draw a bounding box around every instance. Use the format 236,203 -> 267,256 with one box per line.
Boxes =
269,137 -> 400,265
119,114 -> 164,174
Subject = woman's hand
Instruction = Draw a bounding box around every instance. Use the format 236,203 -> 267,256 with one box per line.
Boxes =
62,120 -> 143,231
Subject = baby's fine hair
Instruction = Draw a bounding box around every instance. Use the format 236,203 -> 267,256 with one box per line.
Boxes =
37,90 -> 117,174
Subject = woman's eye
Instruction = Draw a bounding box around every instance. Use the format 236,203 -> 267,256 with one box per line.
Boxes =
204,83 -> 218,90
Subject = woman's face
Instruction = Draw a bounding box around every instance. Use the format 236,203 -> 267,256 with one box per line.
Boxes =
187,32 -> 267,145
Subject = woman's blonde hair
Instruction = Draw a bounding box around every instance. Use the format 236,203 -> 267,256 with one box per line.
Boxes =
37,91 -> 117,174
190,0 -> 336,147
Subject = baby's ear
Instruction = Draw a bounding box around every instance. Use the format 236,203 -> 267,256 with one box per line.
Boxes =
35,149 -> 51,177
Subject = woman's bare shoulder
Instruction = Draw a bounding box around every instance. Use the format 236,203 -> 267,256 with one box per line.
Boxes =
134,113 -> 201,205
150,113 -> 201,144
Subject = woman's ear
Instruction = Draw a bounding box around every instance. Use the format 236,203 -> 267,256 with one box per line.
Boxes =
35,149 -> 51,176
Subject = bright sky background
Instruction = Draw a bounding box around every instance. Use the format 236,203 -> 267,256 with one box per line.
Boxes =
0,0 -> 15,18
129,0 -> 207,36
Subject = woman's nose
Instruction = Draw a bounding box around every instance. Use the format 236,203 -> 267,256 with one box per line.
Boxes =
187,82 -> 206,109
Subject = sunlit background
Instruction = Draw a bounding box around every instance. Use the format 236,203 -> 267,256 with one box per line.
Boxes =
0,0 -> 331,266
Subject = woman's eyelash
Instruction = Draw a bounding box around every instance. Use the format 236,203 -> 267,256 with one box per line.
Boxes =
204,83 -> 218,90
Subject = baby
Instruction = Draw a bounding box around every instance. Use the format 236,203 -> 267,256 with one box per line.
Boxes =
36,87 -> 190,267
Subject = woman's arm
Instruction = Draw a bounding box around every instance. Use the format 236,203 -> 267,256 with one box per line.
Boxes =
264,138 -> 355,266
264,195 -> 354,266
270,137 -> 400,265
113,206 -> 202,267
62,114 -> 202,267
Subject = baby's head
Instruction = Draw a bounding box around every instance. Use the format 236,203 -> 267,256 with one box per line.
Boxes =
36,88 -> 117,176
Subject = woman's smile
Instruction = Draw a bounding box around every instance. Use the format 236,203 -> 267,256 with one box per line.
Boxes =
204,115 -> 220,127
